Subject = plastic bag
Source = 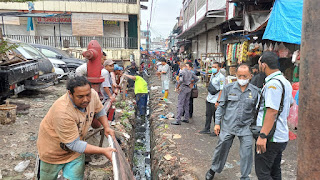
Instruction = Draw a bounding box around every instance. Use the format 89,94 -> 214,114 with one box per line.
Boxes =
288,101 -> 298,129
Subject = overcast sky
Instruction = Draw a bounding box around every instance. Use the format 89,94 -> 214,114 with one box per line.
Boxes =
141,0 -> 182,39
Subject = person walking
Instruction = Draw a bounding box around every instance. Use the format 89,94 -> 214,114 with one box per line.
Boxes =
187,62 -> 197,118
171,62 -> 199,125
200,62 -> 226,136
37,76 -> 116,180
255,52 -> 293,180
205,64 -> 259,180
156,58 -> 171,100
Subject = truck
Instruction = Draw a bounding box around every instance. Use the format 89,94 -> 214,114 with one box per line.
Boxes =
0,59 -> 39,103
0,39 -> 57,103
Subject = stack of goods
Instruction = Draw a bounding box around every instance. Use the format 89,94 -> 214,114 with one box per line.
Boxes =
239,41 -> 249,63
226,43 -> 243,65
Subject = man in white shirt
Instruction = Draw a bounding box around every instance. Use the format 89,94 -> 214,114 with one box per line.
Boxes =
200,62 -> 226,136
255,52 -> 293,180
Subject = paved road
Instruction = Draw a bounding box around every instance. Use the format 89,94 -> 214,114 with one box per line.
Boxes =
161,80 -> 297,180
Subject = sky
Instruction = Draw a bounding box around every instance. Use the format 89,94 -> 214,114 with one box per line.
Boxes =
140,0 -> 182,39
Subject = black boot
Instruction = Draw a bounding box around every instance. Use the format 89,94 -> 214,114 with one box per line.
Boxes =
171,120 -> 181,125
205,169 -> 215,180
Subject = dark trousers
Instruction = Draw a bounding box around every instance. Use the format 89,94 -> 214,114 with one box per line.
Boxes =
189,97 -> 194,118
255,142 -> 288,180
183,97 -> 193,118
136,93 -> 148,116
205,101 -> 216,131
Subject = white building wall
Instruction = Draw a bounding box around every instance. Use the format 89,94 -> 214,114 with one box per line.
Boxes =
207,28 -> 221,53
197,33 -> 207,59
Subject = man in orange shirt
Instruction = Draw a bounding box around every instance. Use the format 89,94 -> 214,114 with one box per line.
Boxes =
37,76 -> 116,180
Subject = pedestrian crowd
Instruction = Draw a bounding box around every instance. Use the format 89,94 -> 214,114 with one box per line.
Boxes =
35,50 -> 293,180
155,52 -> 293,180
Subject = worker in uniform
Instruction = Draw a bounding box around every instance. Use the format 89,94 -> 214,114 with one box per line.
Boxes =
205,64 -> 259,180
200,62 -> 226,136
171,62 -> 199,125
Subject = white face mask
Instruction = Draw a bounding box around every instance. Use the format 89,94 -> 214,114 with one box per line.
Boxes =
237,79 -> 250,86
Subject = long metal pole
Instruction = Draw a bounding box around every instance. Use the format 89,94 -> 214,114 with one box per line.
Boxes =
297,0 -> 320,179
58,15 -> 62,48
2,16 -> 5,36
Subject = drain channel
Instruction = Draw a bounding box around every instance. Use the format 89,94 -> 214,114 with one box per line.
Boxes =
133,95 -> 151,180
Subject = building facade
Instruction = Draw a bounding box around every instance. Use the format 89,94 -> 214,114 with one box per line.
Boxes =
0,0 -> 142,63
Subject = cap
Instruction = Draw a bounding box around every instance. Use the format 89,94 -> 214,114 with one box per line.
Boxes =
103,59 -> 115,66
114,64 -> 123,71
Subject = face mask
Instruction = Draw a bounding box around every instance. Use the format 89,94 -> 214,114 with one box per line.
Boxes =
237,78 -> 250,86
211,68 -> 218,74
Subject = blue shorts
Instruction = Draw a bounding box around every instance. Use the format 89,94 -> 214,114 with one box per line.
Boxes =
40,154 -> 85,180
162,80 -> 170,90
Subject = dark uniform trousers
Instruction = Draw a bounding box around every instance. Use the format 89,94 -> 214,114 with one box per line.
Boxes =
204,101 -> 216,131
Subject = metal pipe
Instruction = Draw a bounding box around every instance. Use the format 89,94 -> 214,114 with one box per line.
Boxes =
2,16 -> 5,36
297,0 -> 320,179
58,14 -> 62,48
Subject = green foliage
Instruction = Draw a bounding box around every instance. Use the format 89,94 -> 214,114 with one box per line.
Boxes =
0,39 -> 17,55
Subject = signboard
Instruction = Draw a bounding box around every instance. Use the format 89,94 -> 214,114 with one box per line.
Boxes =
103,20 -> 120,26
72,13 -> 103,36
36,17 -> 71,24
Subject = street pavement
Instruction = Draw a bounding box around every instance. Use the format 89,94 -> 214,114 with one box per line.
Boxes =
163,80 -> 297,180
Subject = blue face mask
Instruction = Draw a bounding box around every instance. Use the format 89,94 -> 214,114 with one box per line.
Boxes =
211,68 -> 218,74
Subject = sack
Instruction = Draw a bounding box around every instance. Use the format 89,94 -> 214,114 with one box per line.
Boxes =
287,101 -> 298,129
208,81 -> 220,95
191,88 -> 198,98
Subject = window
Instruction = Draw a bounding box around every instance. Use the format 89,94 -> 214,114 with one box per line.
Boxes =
41,49 -> 59,58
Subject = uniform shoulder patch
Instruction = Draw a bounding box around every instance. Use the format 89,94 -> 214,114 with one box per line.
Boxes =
268,85 -> 277,90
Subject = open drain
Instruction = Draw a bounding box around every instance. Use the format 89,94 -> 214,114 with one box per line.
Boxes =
133,95 -> 151,180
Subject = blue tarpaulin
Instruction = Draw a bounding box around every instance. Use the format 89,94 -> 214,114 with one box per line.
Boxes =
262,0 -> 303,44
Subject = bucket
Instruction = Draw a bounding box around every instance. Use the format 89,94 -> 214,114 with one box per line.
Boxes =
0,102 -> 17,125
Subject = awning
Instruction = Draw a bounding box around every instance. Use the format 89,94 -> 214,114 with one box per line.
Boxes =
0,12 -> 70,18
262,0 -> 303,44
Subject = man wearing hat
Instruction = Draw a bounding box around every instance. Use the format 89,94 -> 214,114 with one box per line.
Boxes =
101,59 -> 116,104
114,64 -> 123,85
111,64 -> 123,88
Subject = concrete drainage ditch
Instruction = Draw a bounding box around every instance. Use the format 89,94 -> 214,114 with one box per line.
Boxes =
133,95 -> 152,180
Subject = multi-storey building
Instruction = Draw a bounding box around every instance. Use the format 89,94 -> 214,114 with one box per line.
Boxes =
0,0 -> 144,63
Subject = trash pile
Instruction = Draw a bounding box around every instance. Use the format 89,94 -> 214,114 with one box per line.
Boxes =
149,83 -> 183,179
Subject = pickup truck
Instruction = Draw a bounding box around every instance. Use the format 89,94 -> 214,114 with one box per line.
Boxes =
0,39 -> 57,103
0,59 -> 39,103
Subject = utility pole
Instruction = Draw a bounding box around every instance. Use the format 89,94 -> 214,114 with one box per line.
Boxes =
297,0 -> 320,179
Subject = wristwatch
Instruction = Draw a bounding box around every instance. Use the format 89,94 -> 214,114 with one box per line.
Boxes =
259,133 -> 267,139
